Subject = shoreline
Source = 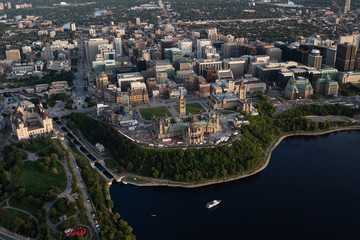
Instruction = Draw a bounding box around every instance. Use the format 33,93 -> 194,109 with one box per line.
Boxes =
121,126 -> 360,188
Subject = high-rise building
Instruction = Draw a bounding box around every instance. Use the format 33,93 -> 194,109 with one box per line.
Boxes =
96,73 -> 110,90
308,49 -> 323,69
178,39 -> 192,55
70,23 -> 76,31
344,0 -> 351,14
41,44 -> 54,61
98,44 -> 115,60
22,46 -> 32,54
136,17 -> 141,26
197,39 -> 211,59
160,39 -> 173,59
266,47 -> 282,62
6,49 -> 21,61
7,2 -> 11,9
325,48 -> 337,67
196,59 -> 222,76
85,38 -> 109,63
335,43 -> 356,72
223,58 -> 246,79
114,37 -> 122,56
222,42 -> 238,58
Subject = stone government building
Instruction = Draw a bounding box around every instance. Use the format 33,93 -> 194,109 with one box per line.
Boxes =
11,102 -> 53,140
151,89 -> 222,144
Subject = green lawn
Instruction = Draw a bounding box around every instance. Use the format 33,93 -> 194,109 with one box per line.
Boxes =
139,106 -> 172,120
0,208 -> 31,230
11,160 -> 67,197
8,197 -> 42,216
173,103 -> 205,115
104,159 -> 117,169
23,141 -> 49,153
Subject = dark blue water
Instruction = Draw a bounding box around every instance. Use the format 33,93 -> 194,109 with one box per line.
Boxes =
110,131 -> 360,240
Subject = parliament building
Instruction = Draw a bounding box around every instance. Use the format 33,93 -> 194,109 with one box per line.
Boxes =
151,89 -> 222,144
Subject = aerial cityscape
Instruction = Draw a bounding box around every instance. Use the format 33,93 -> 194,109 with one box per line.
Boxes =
0,0 -> 360,239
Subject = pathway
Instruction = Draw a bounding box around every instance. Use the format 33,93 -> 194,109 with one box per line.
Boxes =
3,206 -> 40,239
62,139 -> 99,239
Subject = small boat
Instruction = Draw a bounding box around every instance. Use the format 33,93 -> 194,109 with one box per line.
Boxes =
206,200 -> 221,209
151,214 -> 156,217
122,181 -> 128,185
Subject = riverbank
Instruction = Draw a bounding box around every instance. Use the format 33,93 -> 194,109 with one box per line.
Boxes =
121,126 -> 360,188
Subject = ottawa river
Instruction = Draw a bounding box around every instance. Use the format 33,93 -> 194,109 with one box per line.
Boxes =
110,131 -> 360,239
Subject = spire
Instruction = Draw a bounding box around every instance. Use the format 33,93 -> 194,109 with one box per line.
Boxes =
240,76 -> 245,88
180,87 -> 184,99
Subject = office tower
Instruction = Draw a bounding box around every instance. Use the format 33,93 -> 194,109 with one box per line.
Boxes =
203,45 -> 217,59
223,58 -> 246,79
98,44 -> 115,60
325,48 -> 337,67
339,34 -> 360,49
136,17 -> 141,26
0,3 -> 4,10
7,2 -> 11,9
335,43 -> 356,72
164,48 -> 182,63
85,38 -> 109,63
137,58 -> 147,72
222,42 -> 238,58
22,46 -> 32,54
96,74 -> 109,90
266,47 -> 282,62
70,23 -> 76,31
178,39 -> 192,55
344,0 -> 351,14
128,21 -> 132,29
41,44 -> 54,61
6,49 -> 21,61
160,39 -> 173,59
114,37 -> 122,56
197,39 -> 211,59
308,49 -> 323,69
196,59 -> 222,76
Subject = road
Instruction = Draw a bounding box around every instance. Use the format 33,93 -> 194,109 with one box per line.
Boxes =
63,138 -> 99,240
71,30 -> 88,109
183,16 -> 300,25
